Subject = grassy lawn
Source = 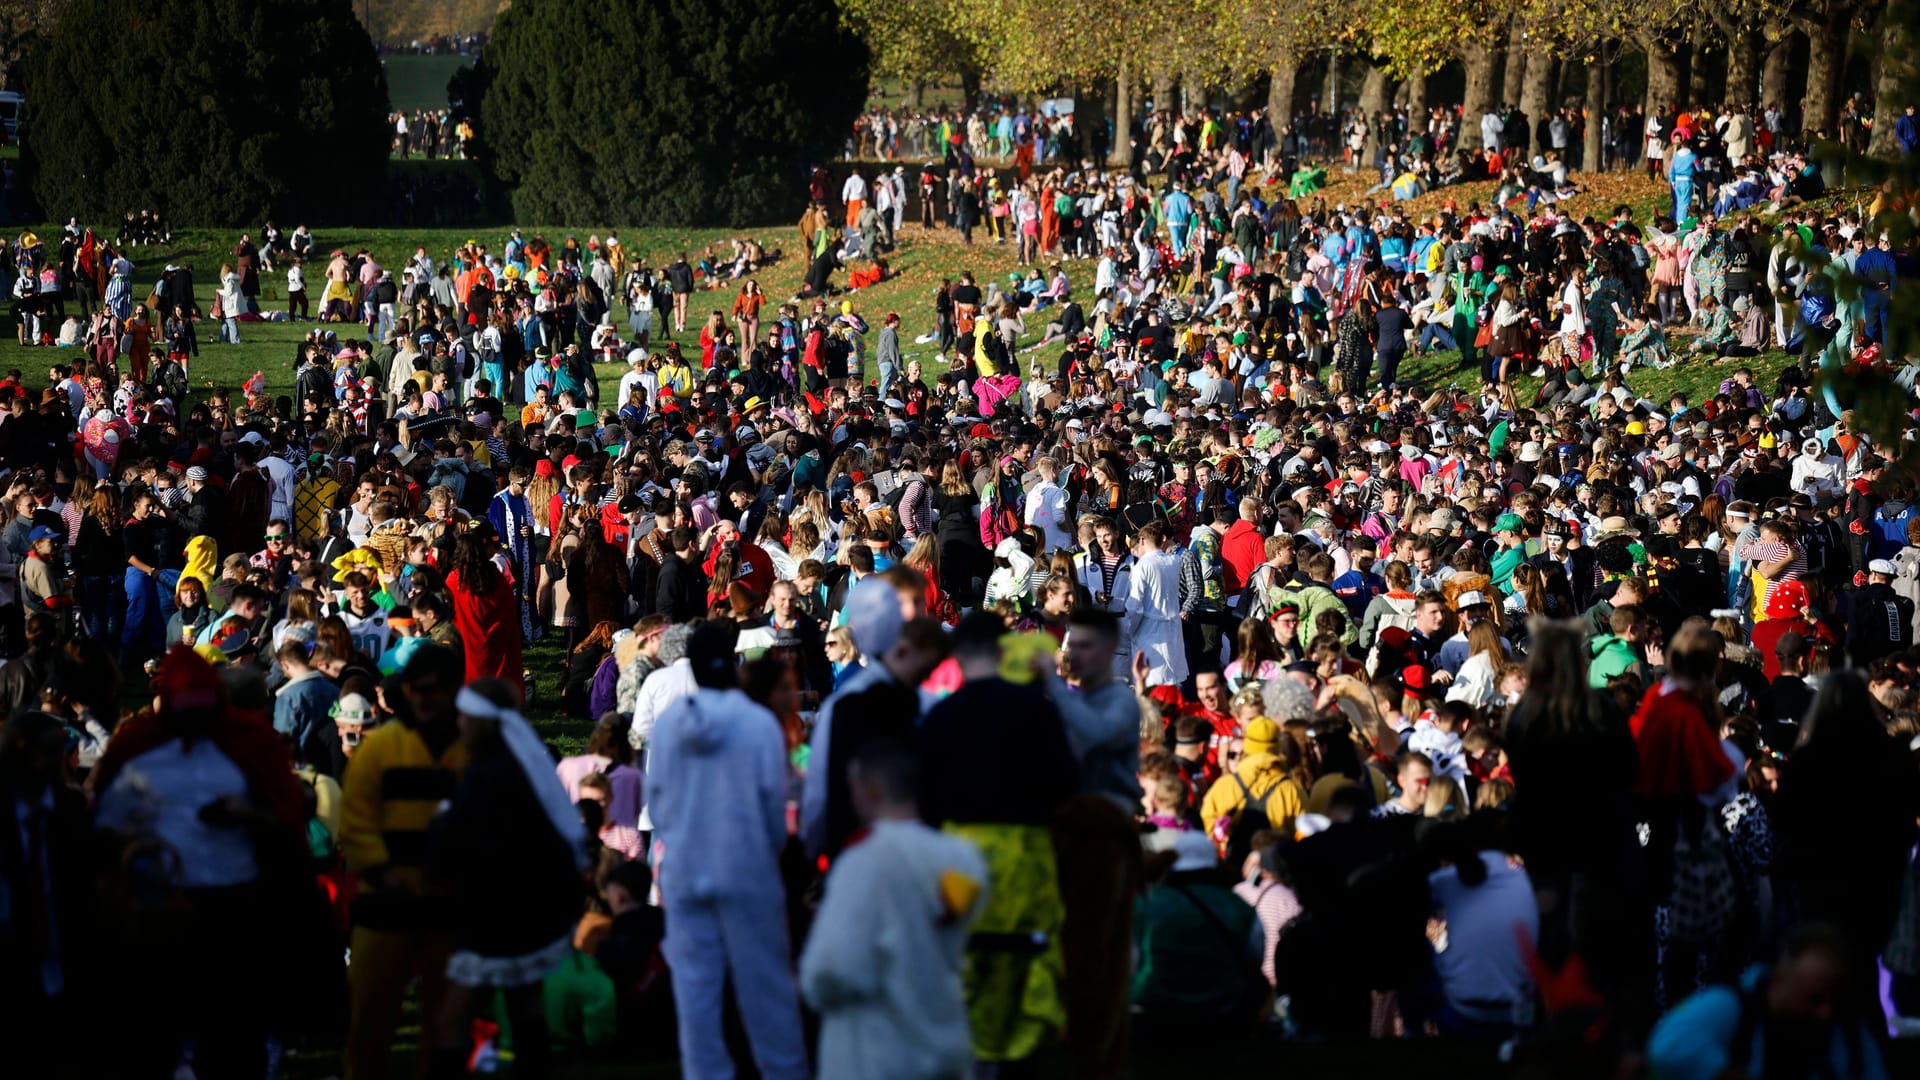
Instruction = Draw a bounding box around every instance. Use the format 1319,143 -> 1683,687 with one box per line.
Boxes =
382,53 -> 470,113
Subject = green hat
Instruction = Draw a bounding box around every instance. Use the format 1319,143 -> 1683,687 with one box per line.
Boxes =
1494,512 -> 1525,534
574,410 -> 598,429
1232,331 -> 1249,345
1160,360 -> 1178,374
1494,264 -> 1515,278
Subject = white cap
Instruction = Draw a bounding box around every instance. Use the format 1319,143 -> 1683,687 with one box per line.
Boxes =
1869,558 -> 1898,576
1455,590 -> 1489,608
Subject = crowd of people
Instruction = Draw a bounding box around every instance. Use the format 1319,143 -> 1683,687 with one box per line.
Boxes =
0,80 -> 1917,1080
391,109 -> 475,161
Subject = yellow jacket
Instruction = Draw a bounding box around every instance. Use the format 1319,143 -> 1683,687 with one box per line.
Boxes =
339,720 -> 467,928
1200,753 -> 1306,833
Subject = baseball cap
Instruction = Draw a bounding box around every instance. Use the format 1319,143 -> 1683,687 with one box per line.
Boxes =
27,525 -> 59,543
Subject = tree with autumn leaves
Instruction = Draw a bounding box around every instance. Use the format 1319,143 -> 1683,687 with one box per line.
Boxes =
848,0 -> 1919,164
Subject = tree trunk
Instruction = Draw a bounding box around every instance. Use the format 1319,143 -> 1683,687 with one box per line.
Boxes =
1268,57 -> 1299,130
1762,32 -> 1795,110
1640,34 -> 1681,117
1503,20 -> 1528,107
1801,19 -> 1845,140
1404,70 -> 1428,120
959,66 -> 983,110
1459,41 -> 1498,150
1152,63 -> 1174,115
1722,31 -> 1759,107
1519,53 -> 1555,157
1323,53 -> 1341,114
905,80 -> 924,109
1357,61 -> 1390,159
1583,61 -> 1607,172
1686,41 -> 1712,105
1868,9 -> 1915,159
1074,82 -> 1106,163
1110,61 -> 1133,167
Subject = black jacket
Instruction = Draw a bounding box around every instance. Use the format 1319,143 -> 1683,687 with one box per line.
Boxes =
652,551 -> 706,622
1847,582 -> 1914,667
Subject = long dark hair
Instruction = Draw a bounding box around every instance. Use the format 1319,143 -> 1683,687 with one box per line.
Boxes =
448,531 -> 502,593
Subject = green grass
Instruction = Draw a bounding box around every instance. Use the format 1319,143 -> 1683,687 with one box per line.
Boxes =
382,53 -> 470,112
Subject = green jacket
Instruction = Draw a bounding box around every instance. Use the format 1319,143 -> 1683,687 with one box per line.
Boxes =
1132,877 -> 1263,1016
1490,542 -> 1526,594
1274,581 -> 1357,647
1588,633 -> 1642,688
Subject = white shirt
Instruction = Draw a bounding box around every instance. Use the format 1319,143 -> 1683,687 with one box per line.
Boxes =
629,657 -> 697,752
841,173 -> 868,203
95,739 -> 259,889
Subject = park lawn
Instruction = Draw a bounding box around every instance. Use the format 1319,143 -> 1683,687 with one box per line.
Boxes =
3,207 -> 1784,434
381,53 -> 471,113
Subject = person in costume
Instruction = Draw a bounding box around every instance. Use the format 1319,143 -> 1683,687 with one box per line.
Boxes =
647,622 -> 809,1080
444,529 -> 525,696
92,645 -> 335,1076
425,676 -> 588,1079
800,739 -> 989,1080
486,464 -> 538,642
337,645 -> 469,1080
917,612 -> 1078,1068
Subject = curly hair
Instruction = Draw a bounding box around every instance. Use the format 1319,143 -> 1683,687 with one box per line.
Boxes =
1261,677 -> 1318,725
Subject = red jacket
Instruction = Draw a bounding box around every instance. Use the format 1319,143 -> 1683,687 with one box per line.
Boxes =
1220,519 -> 1266,594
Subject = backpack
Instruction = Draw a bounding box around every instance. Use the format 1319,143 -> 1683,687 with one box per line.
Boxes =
1668,805 -> 1737,946
1213,771 -> 1271,872
1364,595 -> 1420,674
1233,563 -> 1276,620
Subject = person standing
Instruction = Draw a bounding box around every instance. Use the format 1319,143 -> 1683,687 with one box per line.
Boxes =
664,254 -> 694,336
425,678 -> 588,1080
918,613 -> 1078,1070
799,740 -> 989,1080
841,167 -> 868,233
876,311 -> 903,399
648,623 -> 809,1080
444,530 -> 525,696
337,646 -> 468,1080
1126,522 -> 1188,687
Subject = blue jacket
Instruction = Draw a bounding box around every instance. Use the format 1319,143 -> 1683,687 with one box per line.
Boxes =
1647,965 -> 1887,1080
1896,112 -> 1920,155
274,672 -> 340,768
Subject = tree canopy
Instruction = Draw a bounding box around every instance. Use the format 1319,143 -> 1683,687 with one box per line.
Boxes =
474,0 -> 869,227
21,0 -> 389,226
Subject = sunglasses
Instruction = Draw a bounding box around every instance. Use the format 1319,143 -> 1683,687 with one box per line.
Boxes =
264,533 -> 288,541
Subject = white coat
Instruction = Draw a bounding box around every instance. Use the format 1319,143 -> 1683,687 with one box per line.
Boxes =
800,819 -> 988,1080
1125,548 -> 1188,687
